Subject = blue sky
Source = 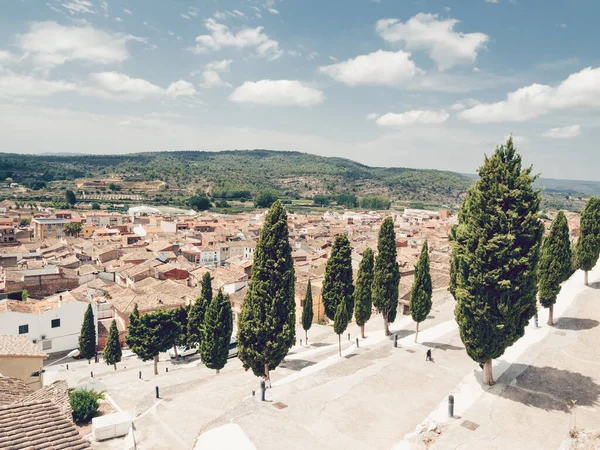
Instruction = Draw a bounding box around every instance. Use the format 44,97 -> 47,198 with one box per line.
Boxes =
1,0 -> 600,180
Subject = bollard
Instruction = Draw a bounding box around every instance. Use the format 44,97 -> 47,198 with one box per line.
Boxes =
252,390 -> 255,396
348,333 -> 350,341
534,313 -> 539,328
260,380 -> 266,402
155,386 -> 159,399
66,364 -> 68,370
356,338 -> 359,348
139,371 -> 141,379
394,334 -> 398,348
448,395 -> 454,418
166,367 -> 168,373
306,337 -> 308,345
300,339 -> 302,346
95,355 -> 98,363
91,371 -> 93,378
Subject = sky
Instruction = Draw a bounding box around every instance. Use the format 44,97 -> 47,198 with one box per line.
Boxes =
1,0 -> 600,181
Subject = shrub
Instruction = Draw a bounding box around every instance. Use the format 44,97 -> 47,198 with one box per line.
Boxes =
69,388 -> 105,424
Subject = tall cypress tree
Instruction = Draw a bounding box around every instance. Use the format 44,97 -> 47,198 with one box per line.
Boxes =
410,241 -> 432,342
453,137 -> 543,385
103,320 -> 122,370
448,225 -> 459,299
171,306 -> 189,359
79,304 -> 96,363
237,201 -> 296,381
200,290 -> 233,374
354,248 -> 374,339
576,197 -> 600,286
372,217 -> 400,336
333,298 -> 349,357
301,281 -> 314,343
322,234 -> 354,321
539,211 -> 572,326
187,272 -> 212,346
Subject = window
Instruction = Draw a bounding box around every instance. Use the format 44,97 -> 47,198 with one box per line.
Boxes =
51,318 -> 61,328
18,324 -> 29,334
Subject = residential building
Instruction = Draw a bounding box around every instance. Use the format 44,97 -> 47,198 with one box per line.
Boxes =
4,265 -> 79,297
0,336 -> 48,390
0,226 -> 16,245
31,218 -> 69,239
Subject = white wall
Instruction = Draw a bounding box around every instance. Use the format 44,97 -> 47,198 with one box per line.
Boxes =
0,301 -> 91,354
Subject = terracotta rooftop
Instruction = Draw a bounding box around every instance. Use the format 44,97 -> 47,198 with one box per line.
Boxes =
17,381 -> 72,421
0,399 -> 90,449
0,376 -> 33,406
0,336 -> 48,358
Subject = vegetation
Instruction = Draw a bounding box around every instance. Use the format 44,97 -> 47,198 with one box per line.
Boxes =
237,201 -> 296,381
187,272 -> 212,346
301,281 -> 314,342
452,137 -> 543,386
91,202 -> 101,210
65,189 -> 76,206
313,194 -> 330,206
103,320 -> 122,370
69,388 -> 105,425
322,234 -> 354,321
171,306 -> 189,358
354,248 -> 374,339
372,217 -> 400,336
19,218 -> 30,227
63,222 -> 82,236
188,195 -> 211,211
78,304 -> 96,363
410,241 -> 432,342
200,290 -> 233,374
358,196 -> 391,210
333,298 -> 349,357
576,197 -> 600,285
254,191 -> 279,208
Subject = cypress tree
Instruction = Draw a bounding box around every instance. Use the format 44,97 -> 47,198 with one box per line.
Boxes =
187,272 -> 212,346
372,217 -> 400,336
410,241 -> 432,342
200,290 -> 233,374
301,281 -> 314,343
453,137 -> 543,385
126,309 -> 178,375
171,306 -> 189,359
333,298 -> 349,357
576,197 -> 600,286
448,225 -> 458,299
79,304 -> 96,363
237,201 -> 296,381
538,211 -> 572,326
354,248 -> 374,339
322,234 -> 354,321
103,320 -> 122,370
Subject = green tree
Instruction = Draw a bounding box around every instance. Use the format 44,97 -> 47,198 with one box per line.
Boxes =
313,194 -> 330,206
200,290 -> 233,374
65,189 -> 76,206
538,211 -> 572,326
20,218 -> 30,227
103,320 -> 122,370
372,217 -> 400,336
448,225 -> 458,299
126,308 -> 178,375
170,306 -> 189,359
91,202 -> 101,210
301,280 -> 314,342
333,298 -> 349,357
576,197 -> 600,285
187,272 -> 212,346
354,248 -> 374,339
63,222 -> 82,236
188,195 -> 211,211
254,191 -> 279,208
410,241 -> 432,342
69,388 -> 105,425
238,201 -> 295,381
453,137 -> 543,385
78,304 -> 96,363
322,234 -> 354,321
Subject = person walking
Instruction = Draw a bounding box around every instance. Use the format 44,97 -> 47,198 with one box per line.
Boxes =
426,349 -> 432,362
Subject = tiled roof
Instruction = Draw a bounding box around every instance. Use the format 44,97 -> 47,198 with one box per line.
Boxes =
0,400 -> 91,449
0,377 -> 33,406
17,381 -> 72,420
0,336 -> 48,358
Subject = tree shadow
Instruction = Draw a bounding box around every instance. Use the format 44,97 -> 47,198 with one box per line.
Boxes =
554,318 -> 599,331
310,343 -> 330,348
279,359 -> 316,371
495,364 -> 600,412
422,342 -> 464,351
389,330 -> 414,341
588,282 -> 600,289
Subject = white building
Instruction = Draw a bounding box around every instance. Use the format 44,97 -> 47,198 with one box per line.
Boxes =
0,292 -> 94,354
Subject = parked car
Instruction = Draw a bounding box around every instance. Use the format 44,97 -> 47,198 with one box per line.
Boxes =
168,345 -> 198,359
228,338 -> 238,358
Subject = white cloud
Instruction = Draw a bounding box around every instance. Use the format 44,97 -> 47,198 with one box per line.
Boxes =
268,8 -> 280,14
18,21 -> 139,68
0,50 -> 15,63
375,110 -> 450,127
115,17 -> 123,23
376,13 -> 488,70
0,69 -> 77,97
84,72 -> 196,100
229,80 -> 324,106
124,9 -> 132,15
319,50 -> 418,86
485,0 -> 499,3
460,67 -> 600,123
542,125 -> 581,139
198,59 -> 232,88
194,19 -> 282,60
366,113 -> 378,120
166,80 -> 197,98
61,0 -> 95,14
450,98 -> 480,110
